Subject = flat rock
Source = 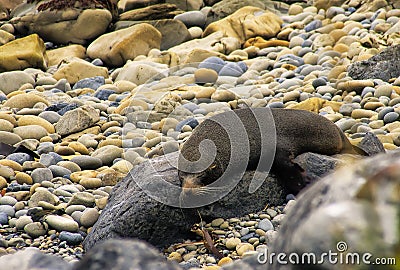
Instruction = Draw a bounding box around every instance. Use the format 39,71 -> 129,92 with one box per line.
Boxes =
114,19 -> 190,51
168,31 -> 233,63
47,44 -> 86,66
52,58 -> 109,85
87,23 -> 162,67
203,6 -> 282,45
12,8 -> 112,45
118,0 -> 165,12
55,105 -> 100,136
119,3 -> 181,21
0,34 -> 47,72
0,70 -> 35,95
115,61 -> 168,85
208,0 -> 278,21
83,152 -> 286,250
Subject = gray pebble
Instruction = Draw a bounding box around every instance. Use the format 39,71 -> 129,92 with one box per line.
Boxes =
71,211 -> 83,223
39,153 -> 58,167
59,231 -> 84,245
15,216 -> 33,230
31,168 -> 53,183
0,212 -> 8,225
24,222 -> 48,238
383,112 -> 399,123
48,165 -> 71,177
70,156 -> 102,170
0,205 -> 15,217
37,142 -> 55,154
80,208 -> 100,227
258,218 -> 274,231
38,111 -> 61,124
68,192 -> 95,207
174,11 -> 206,28
0,196 -> 18,206
336,118 -> 357,131
65,205 -> 86,215
240,228 -> 250,236
15,209 -> 29,218
378,107 -> 394,120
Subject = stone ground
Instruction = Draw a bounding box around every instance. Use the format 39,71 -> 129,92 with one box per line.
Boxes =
1,0 -> 400,269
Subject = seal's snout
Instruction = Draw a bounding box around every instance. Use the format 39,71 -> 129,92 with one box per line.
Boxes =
180,173 -> 204,190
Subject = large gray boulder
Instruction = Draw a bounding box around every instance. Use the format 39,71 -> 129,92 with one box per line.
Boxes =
83,151 -> 287,250
348,44 -> 400,82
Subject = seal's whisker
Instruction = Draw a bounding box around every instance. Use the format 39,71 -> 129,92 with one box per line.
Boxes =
199,186 -> 224,191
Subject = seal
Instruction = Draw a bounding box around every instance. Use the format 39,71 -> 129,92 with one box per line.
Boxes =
178,108 -> 364,194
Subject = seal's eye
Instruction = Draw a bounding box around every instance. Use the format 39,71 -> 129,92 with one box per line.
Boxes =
209,164 -> 217,170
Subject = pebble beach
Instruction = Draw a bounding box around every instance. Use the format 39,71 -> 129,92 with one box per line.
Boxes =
1,0 -> 400,269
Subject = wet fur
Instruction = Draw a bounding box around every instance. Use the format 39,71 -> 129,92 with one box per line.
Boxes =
178,108 -> 361,193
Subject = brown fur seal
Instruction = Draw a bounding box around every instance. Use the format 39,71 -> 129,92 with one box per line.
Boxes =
178,108 -> 364,194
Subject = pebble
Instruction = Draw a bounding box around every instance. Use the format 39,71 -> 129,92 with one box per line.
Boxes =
174,11 -> 206,28
68,192 -> 96,207
24,222 -> 48,238
44,215 -> 79,232
225,238 -> 241,250
198,57 -> 226,73
72,76 -> 105,90
70,156 -> 103,170
31,168 -> 53,183
384,112 -> 399,123
0,205 -> 15,217
59,231 -> 84,245
194,68 -> 218,84
79,208 -> 100,227
29,188 -> 58,208
0,212 -> 8,225
15,172 -> 33,185
7,153 -> 34,165
236,243 -> 255,256
48,165 -> 71,177
91,145 -> 123,166
15,216 -> 33,230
